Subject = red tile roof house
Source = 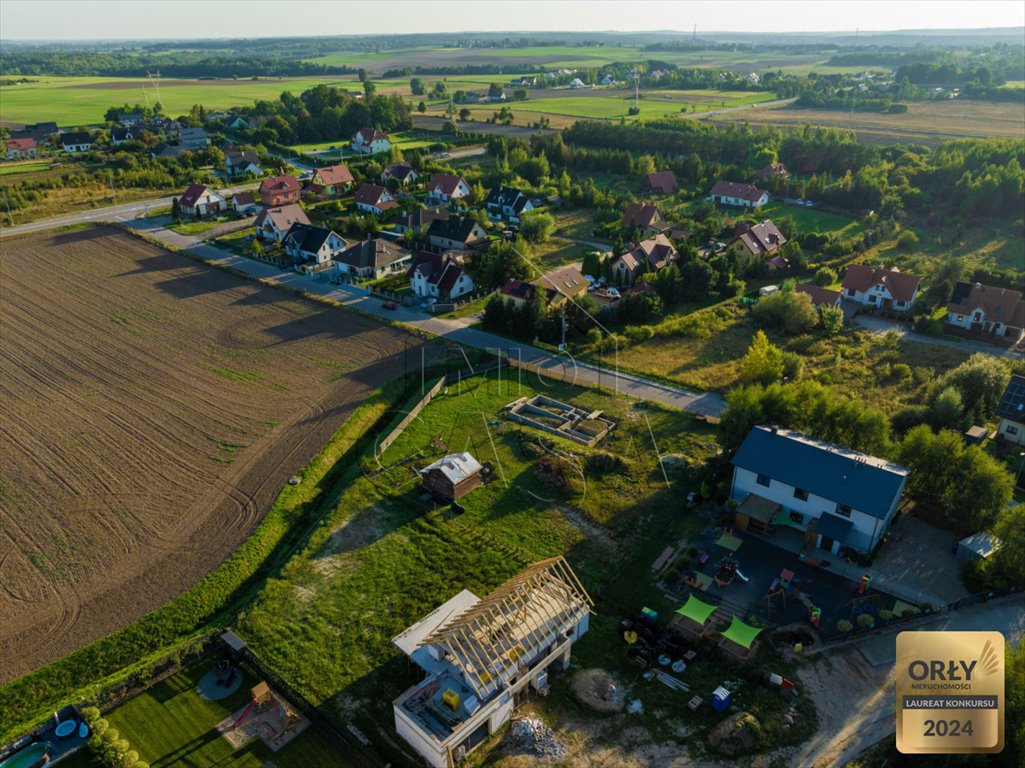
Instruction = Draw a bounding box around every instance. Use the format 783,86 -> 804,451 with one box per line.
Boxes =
946,281 -> 1025,344
408,252 -> 475,300
354,183 -> 400,215
796,284 -> 842,308
255,204 -> 311,242
705,181 -> 770,209
646,171 -> 678,195
840,264 -> 921,313
351,127 -> 392,155
611,234 -> 677,287
730,219 -> 787,259
307,164 -> 355,199
5,138 -> 37,160
258,175 -> 302,207
231,191 -> 258,215
427,173 -> 471,205
754,163 -> 790,181
620,203 -> 670,237
178,183 -> 227,217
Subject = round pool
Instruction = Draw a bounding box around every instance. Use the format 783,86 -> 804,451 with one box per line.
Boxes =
0,742 -> 51,768
54,720 -> 76,739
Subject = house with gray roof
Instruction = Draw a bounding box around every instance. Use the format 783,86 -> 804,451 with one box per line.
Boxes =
730,426 -> 910,555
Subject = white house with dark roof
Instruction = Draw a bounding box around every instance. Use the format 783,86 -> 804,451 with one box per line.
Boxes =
352,127 -> 391,155
706,181 -> 769,209
335,238 -> 412,279
408,252 -> 475,300
282,223 -> 348,267
730,426 -> 910,555
946,281 -> 1025,343
178,183 -> 226,217
484,186 -> 534,223
427,173 -> 471,205
996,374 -> 1025,445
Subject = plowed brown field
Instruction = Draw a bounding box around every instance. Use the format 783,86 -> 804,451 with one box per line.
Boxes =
0,227 -> 425,682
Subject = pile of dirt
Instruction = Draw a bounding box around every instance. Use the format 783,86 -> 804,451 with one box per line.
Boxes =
708,711 -> 762,757
506,717 -> 566,760
571,668 -> 625,712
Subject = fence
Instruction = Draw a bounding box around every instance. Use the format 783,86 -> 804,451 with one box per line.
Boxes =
376,376 -> 446,455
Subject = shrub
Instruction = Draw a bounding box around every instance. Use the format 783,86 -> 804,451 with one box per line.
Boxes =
624,324 -> 654,342
837,619 -> 853,633
856,613 -> 875,629
897,230 -> 920,250
891,363 -> 912,381
534,454 -> 575,491
813,267 -> 837,286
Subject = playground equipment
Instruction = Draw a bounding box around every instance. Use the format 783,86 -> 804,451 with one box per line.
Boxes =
859,574 -> 872,594
714,555 -> 740,586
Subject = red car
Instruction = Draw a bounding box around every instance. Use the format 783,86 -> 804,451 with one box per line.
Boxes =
382,301 -> 398,310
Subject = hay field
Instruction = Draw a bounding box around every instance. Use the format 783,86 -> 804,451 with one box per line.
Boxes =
0,226 -> 421,680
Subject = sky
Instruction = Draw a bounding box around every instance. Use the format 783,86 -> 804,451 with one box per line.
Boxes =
1,0 -> 1023,41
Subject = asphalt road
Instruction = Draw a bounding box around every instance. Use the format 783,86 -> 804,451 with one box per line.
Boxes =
854,314 -> 1023,359
130,219 -> 725,417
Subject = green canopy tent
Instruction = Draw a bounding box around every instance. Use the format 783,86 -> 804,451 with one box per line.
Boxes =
672,594 -> 718,634
719,615 -> 764,656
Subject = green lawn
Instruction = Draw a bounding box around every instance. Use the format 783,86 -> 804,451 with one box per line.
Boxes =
0,76 -> 361,127
757,200 -> 868,239
168,215 -> 235,236
0,161 -> 50,176
106,657 -> 353,768
287,130 -> 438,155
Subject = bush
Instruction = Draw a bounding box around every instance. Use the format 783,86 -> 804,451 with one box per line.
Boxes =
837,619 -> 853,633
814,267 -> 837,286
897,230 -> 920,250
891,363 -> 912,381
891,404 -> 930,434
856,613 -> 875,629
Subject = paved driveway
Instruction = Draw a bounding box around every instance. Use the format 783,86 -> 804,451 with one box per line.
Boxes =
854,314 -> 1024,359
866,515 -> 970,607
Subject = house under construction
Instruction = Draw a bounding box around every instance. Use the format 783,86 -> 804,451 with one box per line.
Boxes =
392,557 -> 593,768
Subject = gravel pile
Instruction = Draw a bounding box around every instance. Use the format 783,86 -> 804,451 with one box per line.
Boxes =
507,717 -> 566,759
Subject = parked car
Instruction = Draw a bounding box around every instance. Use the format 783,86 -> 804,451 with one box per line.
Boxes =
382,301 -> 398,310
794,198 -> 806,206
804,200 -> 814,208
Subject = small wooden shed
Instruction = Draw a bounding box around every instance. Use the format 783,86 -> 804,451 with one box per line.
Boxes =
420,452 -> 483,501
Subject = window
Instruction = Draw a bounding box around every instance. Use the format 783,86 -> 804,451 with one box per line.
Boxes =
788,510 -> 805,525
756,473 -> 771,488
868,294 -> 878,303
1007,424 -> 1019,436
836,503 -> 852,517
793,488 -> 809,501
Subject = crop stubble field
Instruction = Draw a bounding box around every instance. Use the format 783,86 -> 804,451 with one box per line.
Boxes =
0,227 -> 423,682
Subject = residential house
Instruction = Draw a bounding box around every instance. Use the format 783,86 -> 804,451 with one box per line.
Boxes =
767,256 -> 789,272
393,558 -> 592,768
255,204 -> 311,242
706,181 -> 769,208
231,191 -> 258,215
754,163 -> 790,181
500,279 -> 545,308
427,173 -> 471,205
150,142 -> 184,160
354,183 -> 400,215
730,219 -> 787,259
946,281 -> 1025,343
153,117 -> 181,136
795,284 -> 842,309
60,131 -> 93,152
258,175 -> 302,207
225,150 -> 261,178
646,171 -> 678,195
841,264 -> 921,312
463,92 -> 482,104
10,122 -> 58,143
620,203 -> 669,237
110,127 -> 135,146
118,113 -> 144,126
484,186 -> 534,223
531,264 -> 588,308
229,116 -> 251,130
408,252 -> 475,300
419,452 -> 483,501
569,78 -> 586,88
351,127 -> 391,155
335,238 -> 412,279
307,164 -> 355,198
610,234 -> 677,287
5,138 -> 37,160
381,162 -> 419,186
995,374 -> 1025,445
599,75 -> 616,86
394,207 -> 449,236
730,425 -> 910,555
179,127 -> 210,150
427,215 -> 488,251
282,223 -> 348,268
178,183 -> 226,217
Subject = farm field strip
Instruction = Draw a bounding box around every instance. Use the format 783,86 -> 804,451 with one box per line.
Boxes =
0,226 -> 422,682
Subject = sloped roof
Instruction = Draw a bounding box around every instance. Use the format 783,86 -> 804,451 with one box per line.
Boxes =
947,282 -> 1025,328
430,172 -> 467,196
111,127 -> 133,141
755,163 -> 790,179
60,131 -> 92,146
420,452 -> 482,484
259,175 -> 301,196
6,138 -> 36,150
283,223 -> 340,255
734,219 -> 787,256
355,127 -> 390,144
646,171 -> 677,192
996,374 -> 1025,423
337,238 -> 411,269
383,162 -> 416,182
256,204 -> 310,232
627,233 -> 676,269
707,180 -> 767,203
428,215 -> 485,244
621,203 -> 665,230
232,191 -> 255,206
533,265 -> 586,298
842,263 -> 921,304
402,208 -> 449,231
486,186 -> 532,213
179,183 -> 211,208
732,426 -> 909,520
315,163 -> 354,187
795,283 -> 842,307
354,183 -> 397,209
815,512 -> 854,543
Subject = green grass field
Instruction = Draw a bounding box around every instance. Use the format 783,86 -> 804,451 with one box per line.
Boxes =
106,657 -> 353,768
757,200 -> 868,239
0,76 -> 362,127
0,161 -> 50,176
286,130 -> 438,154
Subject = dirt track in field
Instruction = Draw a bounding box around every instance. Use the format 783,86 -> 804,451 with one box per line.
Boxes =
0,227 -> 429,682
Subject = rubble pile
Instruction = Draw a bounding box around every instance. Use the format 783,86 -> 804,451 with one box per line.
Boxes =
507,717 -> 567,759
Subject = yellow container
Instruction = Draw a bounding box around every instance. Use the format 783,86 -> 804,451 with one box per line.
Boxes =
442,689 -> 460,711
